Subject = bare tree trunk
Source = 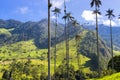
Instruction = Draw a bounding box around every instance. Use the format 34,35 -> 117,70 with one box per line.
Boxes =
66,19 -> 70,80
63,1 -> 69,80
48,0 -> 51,80
54,14 -> 57,79
110,19 -> 114,70
64,16 -> 67,80
95,9 -> 100,77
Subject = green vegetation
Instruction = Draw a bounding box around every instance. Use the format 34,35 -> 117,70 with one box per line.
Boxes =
114,50 -> 120,56
92,72 -> 120,80
108,56 -> 120,72
0,36 -> 91,79
0,19 -> 120,79
0,27 -> 116,79
0,28 -> 11,37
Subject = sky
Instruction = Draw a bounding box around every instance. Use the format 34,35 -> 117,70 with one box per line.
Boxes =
0,0 -> 120,26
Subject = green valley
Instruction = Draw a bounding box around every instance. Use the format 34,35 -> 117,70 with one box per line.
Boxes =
0,19 -> 120,80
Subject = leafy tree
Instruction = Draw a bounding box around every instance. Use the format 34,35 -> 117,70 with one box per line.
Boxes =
53,64 -> 76,80
8,60 -> 41,79
105,9 -> 115,70
75,70 -> 86,80
2,70 -> 9,80
108,56 -> 120,72
31,66 -> 40,80
40,72 -> 47,80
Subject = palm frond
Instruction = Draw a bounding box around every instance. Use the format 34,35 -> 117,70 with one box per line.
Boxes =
90,0 -> 102,8
62,15 -> 67,20
118,15 -> 120,19
105,9 -> 115,19
93,9 -> 101,15
52,7 -> 61,17
66,12 -> 74,21
90,0 -> 94,7
72,20 -> 79,27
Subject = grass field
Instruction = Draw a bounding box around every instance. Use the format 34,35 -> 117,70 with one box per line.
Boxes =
0,30 -> 119,79
0,38 -> 91,79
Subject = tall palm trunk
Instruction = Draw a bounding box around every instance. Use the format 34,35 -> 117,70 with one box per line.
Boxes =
63,1 -> 69,79
110,19 -> 114,70
63,16 -> 68,80
66,18 -> 70,80
48,0 -> 51,80
64,18 -> 69,80
105,9 -> 115,71
74,26 -> 80,69
54,14 -> 57,79
95,7 -> 100,77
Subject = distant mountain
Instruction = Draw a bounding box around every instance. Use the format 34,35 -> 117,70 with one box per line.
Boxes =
82,24 -> 120,50
78,30 -> 111,70
0,19 -> 65,48
0,19 -> 22,28
0,19 -> 84,48
0,19 -> 112,70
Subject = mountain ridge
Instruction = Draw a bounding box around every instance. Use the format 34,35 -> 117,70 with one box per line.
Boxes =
82,24 -> 120,50
0,18 -> 115,72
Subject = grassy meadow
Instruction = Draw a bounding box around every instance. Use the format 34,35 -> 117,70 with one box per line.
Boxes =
0,38 -> 91,79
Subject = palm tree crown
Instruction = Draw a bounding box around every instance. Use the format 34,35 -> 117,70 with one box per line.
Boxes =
63,12 -> 74,21
105,9 -> 115,19
72,20 -> 79,27
90,0 -> 102,8
93,9 -> 101,15
52,7 -> 61,16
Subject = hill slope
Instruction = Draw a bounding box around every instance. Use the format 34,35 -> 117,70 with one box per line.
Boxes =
0,19 -> 114,79
83,24 -> 120,50
78,30 -> 111,70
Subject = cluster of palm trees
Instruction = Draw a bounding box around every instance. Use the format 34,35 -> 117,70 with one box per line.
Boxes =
47,0 -> 120,80
91,0 -> 120,77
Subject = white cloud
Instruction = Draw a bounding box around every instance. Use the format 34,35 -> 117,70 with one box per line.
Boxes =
81,10 -> 95,21
81,10 -> 102,22
51,15 -> 56,19
102,20 -> 117,26
19,7 -> 29,14
51,0 -> 70,8
81,10 -> 119,26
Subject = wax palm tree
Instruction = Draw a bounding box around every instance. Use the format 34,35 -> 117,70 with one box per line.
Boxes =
52,7 -> 61,79
105,9 -> 115,70
90,0 -> 102,76
93,9 -> 101,15
62,12 -> 74,79
72,20 -> 79,27
48,0 -> 52,80
72,20 -> 81,68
